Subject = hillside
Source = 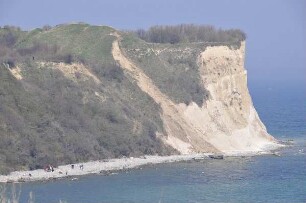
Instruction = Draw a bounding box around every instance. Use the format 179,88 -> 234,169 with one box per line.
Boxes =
0,24 -> 276,174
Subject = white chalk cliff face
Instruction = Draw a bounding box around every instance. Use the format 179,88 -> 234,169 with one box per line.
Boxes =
113,36 -> 277,155
182,42 -> 277,153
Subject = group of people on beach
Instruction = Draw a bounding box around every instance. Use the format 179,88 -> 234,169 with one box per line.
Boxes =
44,164 -> 54,172
71,164 -> 84,170
36,163 -> 85,178
21,163 -> 86,180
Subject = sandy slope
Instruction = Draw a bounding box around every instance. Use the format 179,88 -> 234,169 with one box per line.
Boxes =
112,35 -> 219,154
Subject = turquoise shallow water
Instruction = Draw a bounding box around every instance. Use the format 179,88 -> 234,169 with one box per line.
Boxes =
10,85 -> 306,202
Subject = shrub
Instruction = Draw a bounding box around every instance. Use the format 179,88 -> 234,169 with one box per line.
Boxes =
63,54 -> 73,64
2,58 -> 16,68
0,31 -> 18,47
42,25 -> 52,31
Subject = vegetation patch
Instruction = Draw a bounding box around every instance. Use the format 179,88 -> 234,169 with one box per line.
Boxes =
121,33 -> 209,106
131,24 -> 246,47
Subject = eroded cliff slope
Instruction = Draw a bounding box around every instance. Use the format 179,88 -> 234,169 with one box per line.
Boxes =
118,34 -> 277,154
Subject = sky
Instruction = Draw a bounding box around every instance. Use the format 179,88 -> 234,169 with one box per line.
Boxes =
0,0 -> 305,89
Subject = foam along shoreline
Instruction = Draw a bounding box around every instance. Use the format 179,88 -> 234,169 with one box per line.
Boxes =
0,143 -> 283,183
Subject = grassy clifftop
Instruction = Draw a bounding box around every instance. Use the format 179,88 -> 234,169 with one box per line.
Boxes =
121,33 -> 209,106
0,23 -> 246,173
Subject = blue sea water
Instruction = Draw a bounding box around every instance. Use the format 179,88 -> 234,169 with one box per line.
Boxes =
12,85 -> 306,202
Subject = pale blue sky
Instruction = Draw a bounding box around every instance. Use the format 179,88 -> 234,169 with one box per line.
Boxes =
0,0 -> 305,88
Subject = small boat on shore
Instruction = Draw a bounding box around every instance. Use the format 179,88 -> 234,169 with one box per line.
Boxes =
208,155 -> 224,159
192,156 -> 206,161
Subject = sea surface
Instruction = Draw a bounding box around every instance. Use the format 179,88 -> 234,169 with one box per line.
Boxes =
11,85 -> 306,202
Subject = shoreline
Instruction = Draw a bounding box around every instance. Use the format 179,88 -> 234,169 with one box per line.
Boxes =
0,143 -> 283,183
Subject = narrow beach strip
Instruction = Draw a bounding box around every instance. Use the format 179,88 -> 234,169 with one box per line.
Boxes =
0,144 -> 282,183
0,154 -> 209,183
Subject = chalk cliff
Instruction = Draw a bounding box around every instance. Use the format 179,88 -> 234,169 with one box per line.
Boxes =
115,36 -> 277,154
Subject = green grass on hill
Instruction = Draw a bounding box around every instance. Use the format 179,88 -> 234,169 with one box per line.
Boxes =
0,24 -> 176,174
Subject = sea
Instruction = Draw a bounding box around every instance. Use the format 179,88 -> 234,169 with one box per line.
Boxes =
9,84 -> 306,203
